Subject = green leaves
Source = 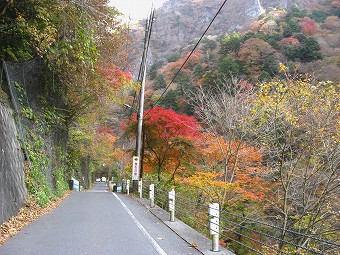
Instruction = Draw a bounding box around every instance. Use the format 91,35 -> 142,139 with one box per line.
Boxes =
0,0 -> 58,61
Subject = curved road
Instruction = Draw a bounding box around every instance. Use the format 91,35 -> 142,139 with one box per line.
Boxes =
0,182 -> 202,255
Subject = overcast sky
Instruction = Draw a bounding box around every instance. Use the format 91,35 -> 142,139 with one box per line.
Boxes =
109,0 -> 168,21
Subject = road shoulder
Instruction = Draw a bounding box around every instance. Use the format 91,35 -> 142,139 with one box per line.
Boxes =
121,193 -> 235,255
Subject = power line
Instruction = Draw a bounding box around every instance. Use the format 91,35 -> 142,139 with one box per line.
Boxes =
145,0 -> 230,116
130,9 -> 156,116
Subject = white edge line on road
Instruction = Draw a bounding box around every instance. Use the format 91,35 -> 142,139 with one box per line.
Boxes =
112,193 -> 168,255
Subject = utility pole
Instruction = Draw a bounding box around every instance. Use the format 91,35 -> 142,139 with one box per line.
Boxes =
132,8 -> 155,190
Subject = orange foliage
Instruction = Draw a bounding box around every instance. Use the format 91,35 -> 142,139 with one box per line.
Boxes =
111,148 -> 128,163
180,168 -> 268,204
90,124 -> 117,165
201,133 -> 262,171
238,38 -> 276,75
199,133 -> 268,201
181,171 -> 234,202
98,66 -> 132,90
111,148 -> 131,176
161,51 -> 203,80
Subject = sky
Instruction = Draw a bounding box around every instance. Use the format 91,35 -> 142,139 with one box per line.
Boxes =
109,0 -> 168,21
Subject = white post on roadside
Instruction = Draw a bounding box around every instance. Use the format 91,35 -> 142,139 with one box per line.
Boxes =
209,203 -> 220,252
149,184 -> 155,207
122,179 -> 126,193
169,186 -> 175,222
138,180 -> 143,198
126,180 -> 130,195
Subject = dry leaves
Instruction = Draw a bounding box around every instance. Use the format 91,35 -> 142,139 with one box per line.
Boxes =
0,191 -> 71,245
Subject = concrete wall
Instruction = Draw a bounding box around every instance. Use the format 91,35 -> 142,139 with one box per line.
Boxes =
0,104 -> 27,224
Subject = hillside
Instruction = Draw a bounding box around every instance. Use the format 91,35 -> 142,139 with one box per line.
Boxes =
126,0 -> 340,114
148,0 -> 264,60
131,0 -> 331,63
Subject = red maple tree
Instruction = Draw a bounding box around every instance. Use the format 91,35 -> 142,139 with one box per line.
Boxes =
126,107 -> 201,181
300,17 -> 317,35
98,66 -> 132,90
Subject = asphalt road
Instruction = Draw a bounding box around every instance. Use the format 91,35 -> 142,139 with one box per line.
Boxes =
0,182 -> 202,255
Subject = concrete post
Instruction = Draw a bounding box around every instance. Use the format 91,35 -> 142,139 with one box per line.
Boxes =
209,203 -> 220,252
169,187 -> 175,222
138,180 -> 142,198
149,184 -> 155,207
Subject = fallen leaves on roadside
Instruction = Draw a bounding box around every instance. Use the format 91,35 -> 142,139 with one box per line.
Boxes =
189,243 -> 198,248
0,191 -> 71,245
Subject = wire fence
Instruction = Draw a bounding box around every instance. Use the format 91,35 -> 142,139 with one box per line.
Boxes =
136,180 -> 340,255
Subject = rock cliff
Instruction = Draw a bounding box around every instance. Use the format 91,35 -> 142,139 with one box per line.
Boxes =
149,0 -> 265,60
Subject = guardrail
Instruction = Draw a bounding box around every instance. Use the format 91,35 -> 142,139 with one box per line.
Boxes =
134,180 -> 339,255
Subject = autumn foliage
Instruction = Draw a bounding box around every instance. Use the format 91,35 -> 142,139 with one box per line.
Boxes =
126,107 -> 200,181
161,51 -> 203,79
143,107 -> 200,138
98,67 -> 132,90
300,17 -> 317,35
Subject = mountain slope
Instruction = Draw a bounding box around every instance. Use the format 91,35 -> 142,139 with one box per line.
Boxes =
149,0 -> 264,60
142,0 -> 326,62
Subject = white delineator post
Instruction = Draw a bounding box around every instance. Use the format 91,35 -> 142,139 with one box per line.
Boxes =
126,180 -> 130,195
209,203 -> 220,252
138,180 -> 143,198
169,187 -> 175,222
149,184 -> 155,207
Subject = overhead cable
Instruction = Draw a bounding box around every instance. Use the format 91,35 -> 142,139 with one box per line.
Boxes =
131,8 -> 155,116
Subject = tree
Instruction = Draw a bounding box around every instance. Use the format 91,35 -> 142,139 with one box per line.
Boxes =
300,17 -> 317,35
0,0 -> 58,61
191,78 -> 268,202
283,19 -> 301,37
280,37 -> 301,61
187,77 -> 271,253
153,74 -> 167,90
158,90 -> 179,111
198,133 -> 267,202
220,32 -> 242,54
285,5 -> 307,21
299,36 -> 322,62
125,107 -> 201,182
249,67 -> 340,250
238,38 -> 278,75
0,0 -> 132,202
219,55 -> 240,77
148,60 -> 164,80
309,10 -> 329,23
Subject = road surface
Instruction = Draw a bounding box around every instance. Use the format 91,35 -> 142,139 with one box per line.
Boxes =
0,182 -> 202,255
